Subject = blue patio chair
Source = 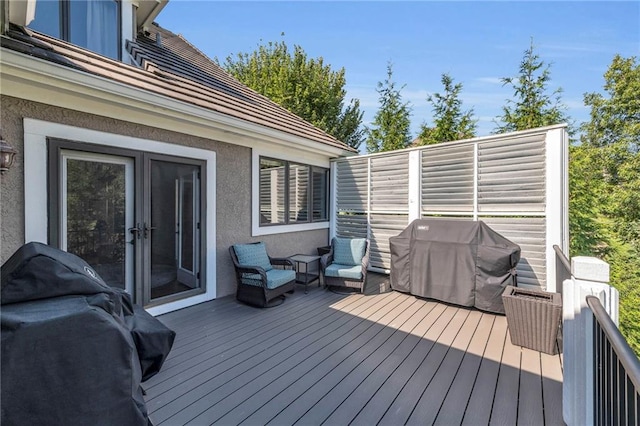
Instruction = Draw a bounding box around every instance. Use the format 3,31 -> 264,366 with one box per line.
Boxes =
229,242 -> 296,307
321,237 -> 370,293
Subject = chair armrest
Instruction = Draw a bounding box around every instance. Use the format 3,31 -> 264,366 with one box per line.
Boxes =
236,265 -> 268,285
321,251 -> 334,270
361,241 -> 371,278
270,257 -> 294,269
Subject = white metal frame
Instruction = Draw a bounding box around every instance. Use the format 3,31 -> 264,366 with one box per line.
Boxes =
331,124 -> 569,291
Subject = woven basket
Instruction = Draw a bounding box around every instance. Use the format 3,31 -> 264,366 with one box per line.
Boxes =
502,286 -> 562,355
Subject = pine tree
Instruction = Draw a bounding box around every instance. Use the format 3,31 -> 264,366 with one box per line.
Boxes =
495,39 -> 569,133
418,73 -> 476,145
366,63 -> 412,153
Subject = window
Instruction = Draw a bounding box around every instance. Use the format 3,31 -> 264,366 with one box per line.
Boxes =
259,157 -> 329,226
29,0 -> 120,60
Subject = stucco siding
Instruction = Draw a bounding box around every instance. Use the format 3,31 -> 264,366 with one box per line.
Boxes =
0,95 -> 330,298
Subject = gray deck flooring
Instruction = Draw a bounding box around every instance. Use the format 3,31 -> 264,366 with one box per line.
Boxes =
144,274 -> 564,425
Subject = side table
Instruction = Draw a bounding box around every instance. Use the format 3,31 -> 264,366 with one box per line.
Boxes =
289,254 -> 321,293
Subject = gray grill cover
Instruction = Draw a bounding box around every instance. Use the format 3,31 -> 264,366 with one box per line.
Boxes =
390,219 -> 520,313
1,242 -> 175,425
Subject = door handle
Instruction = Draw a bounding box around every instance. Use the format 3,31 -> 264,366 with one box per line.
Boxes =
143,223 -> 157,239
129,224 -> 142,239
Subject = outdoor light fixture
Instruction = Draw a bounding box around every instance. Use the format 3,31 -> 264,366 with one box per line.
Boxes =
0,134 -> 18,174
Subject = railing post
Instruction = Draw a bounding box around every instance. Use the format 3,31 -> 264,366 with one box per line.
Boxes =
408,150 -> 421,223
563,256 -> 618,426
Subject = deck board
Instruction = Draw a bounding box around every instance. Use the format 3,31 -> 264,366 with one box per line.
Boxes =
146,274 -> 564,425
322,301 -> 443,424
541,350 -> 565,425
489,324 -> 522,425
407,310 -> 483,425
258,299 -> 426,425
377,306 -> 469,425
213,295 -> 419,425
433,313 -> 494,425
155,293 -> 399,424
519,348 -> 545,425
462,313 -> 508,425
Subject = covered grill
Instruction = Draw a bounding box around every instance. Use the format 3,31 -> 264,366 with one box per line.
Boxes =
1,242 -> 175,425
390,219 -> 520,313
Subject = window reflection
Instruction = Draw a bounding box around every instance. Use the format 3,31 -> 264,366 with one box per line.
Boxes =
29,0 -> 120,60
259,157 -> 329,226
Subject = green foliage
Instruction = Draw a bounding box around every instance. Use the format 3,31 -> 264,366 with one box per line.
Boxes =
418,73 -> 477,145
221,40 -> 365,150
496,39 -> 569,133
366,63 -> 412,153
570,55 -> 640,355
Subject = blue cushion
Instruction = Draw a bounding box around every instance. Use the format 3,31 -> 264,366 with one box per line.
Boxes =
242,269 -> 295,289
333,237 -> 366,266
234,243 -> 272,271
324,263 -> 362,280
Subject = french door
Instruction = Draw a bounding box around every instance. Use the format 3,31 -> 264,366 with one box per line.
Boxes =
50,141 -> 205,306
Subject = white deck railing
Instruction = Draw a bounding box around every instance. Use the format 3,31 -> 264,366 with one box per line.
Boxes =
557,246 -> 630,425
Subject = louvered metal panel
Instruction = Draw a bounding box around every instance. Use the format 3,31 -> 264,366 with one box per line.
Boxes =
369,214 -> 409,270
370,154 -> 409,212
332,127 -> 566,293
481,217 -> 547,289
478,134 -> 546,212
336,159 -> 368,212
335,213 -> 368,239
421,144 -> 474,212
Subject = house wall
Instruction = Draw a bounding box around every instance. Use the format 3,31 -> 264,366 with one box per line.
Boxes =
0,95 -> 329,298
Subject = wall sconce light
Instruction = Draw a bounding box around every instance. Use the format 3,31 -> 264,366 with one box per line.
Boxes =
0,135 -> 18,174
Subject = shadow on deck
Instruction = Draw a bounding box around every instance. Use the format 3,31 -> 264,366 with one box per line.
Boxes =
144,273 -> 564,425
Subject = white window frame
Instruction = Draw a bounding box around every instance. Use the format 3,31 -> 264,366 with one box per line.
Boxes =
252,148 -> 330,236
23,118 -> 217,316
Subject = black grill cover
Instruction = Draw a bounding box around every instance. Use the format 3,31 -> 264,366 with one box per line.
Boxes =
390,219 -> 520,313
1,242 -> 176,425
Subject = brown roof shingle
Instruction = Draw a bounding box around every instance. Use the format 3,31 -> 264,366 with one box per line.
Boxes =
1,23 -> 356,153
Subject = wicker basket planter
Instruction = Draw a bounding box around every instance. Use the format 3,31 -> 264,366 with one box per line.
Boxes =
502,286 -> 562,355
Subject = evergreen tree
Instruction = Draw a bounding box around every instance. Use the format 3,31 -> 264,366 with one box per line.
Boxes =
221,40 -> 365,150
366,63 -> 412,153
495,39 -> 569,133
570,55 -> 640,354
418,73 -> 477,145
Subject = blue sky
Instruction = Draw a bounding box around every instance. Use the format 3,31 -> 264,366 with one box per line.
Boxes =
157,1 -> 639,141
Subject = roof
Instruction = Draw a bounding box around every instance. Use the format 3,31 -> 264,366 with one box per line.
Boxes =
0,23 -> 356,153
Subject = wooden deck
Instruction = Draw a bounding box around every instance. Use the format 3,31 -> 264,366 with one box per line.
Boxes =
144,274 -> 564,425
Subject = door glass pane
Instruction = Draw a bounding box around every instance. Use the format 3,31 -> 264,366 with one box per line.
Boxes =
150,160 -> 200,301
65,158 -> 127,289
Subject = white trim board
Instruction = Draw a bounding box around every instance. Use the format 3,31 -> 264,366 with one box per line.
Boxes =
23,118 -> 217,316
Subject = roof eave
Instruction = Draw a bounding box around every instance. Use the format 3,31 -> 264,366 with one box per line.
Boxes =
135,0 -> 169,34
1,46 -> 354,158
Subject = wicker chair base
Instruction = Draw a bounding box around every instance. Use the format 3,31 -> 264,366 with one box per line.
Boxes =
324,276 -> 365,293
236,281 -> 295,308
